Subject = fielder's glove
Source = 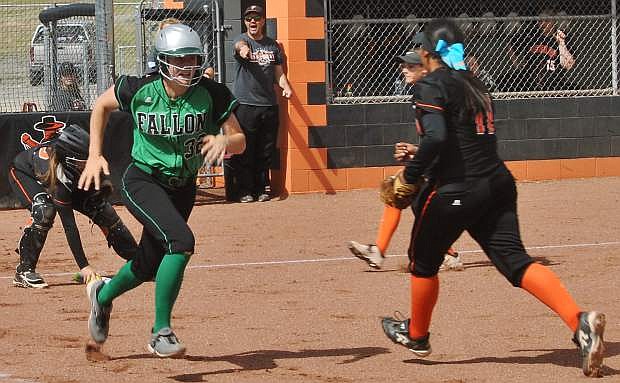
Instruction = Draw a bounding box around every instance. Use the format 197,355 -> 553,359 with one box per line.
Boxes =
379,170 -> 422,210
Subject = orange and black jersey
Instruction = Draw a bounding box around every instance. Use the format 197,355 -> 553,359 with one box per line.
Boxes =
12,144 -> 74,204
11,145 -> 91,269
403,67 -> 502,185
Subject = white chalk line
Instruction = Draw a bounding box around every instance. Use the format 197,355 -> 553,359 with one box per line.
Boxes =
1,240 -> 619,281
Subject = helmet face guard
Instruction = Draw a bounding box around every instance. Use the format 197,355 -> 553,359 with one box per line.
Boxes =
155,24 -> 207,87
157,54 -> 207,87
63,156 -> 87,178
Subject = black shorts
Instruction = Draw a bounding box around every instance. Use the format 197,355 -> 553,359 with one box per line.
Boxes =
408,165 -> 534,286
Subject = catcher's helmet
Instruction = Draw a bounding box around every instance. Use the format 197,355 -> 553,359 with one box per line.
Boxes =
54,124 -> 89,179
55,124 -> 89,159
155,23 -> 207,87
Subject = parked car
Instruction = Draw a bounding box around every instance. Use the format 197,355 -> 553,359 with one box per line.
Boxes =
29,21 -> 96,86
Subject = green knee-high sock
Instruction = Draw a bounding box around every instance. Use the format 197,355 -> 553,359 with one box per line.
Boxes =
98,261 -> 143,306
154,253 -> 189,333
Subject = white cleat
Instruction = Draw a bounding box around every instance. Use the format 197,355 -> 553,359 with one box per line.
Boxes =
347,240 -> 385,269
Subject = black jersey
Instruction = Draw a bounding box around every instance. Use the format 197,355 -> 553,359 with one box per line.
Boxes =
13,144 -> 75,204
511,28 -> 570,90
404,67 -> 502,185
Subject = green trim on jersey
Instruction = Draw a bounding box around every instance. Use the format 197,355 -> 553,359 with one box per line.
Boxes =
115,74 -> 238,180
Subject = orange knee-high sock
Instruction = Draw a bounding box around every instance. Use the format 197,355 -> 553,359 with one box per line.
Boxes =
375,205 -> 401,254
520,263 -> 581,332
410,275 -> 439,339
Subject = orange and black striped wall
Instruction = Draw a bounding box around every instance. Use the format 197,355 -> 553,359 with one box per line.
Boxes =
221,0 -> 620,195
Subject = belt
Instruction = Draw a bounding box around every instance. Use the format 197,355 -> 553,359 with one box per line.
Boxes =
133,162 -> 194,188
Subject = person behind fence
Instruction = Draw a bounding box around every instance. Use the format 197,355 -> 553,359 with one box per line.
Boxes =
78,23 -> 245,358
465,54 -> 498,92
7,124 -> 137,289
51,63 -> 86,111
379,18 -> 605,378
507,8 -> 575,91
228,4 -> 292,203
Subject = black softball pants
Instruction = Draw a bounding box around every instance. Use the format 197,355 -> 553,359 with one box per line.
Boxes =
408,165 -> 534,286
120,163 -> 196,281
229,104 -> 279,197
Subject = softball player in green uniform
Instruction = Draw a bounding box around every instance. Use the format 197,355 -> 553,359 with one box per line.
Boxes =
78,24 -> 246,357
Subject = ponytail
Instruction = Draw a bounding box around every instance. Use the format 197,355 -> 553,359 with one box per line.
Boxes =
456,70 -> 492,119
41,147 -> 59,194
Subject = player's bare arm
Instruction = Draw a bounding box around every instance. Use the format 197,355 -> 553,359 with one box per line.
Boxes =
78,86 -> 119,191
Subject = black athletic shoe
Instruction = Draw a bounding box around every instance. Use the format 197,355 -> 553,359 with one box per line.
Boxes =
572,311 -> 606,377
13,268 -> 48,288
381,316 -> 431,357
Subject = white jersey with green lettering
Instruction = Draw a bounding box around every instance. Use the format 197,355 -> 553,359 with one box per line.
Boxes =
115,74 -> 237,180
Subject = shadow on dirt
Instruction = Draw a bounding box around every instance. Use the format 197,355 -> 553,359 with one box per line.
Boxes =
402,340 -> 620,376
462,255 -> 558,270
194,187 -> 230,206
114,346 -> 389,381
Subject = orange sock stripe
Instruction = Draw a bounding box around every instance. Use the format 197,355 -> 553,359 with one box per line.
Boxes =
375,205 -> 401,254
410,275 -> 439,339
9,167 -> 33,204
521,263 -> 581,332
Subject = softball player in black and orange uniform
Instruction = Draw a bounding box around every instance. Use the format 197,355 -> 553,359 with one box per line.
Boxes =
381,19 -> 605,377
78,24 -> 245,358
347,51 -> 462,271
8,124 -> 136,288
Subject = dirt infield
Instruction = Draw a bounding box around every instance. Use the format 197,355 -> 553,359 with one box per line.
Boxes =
0,177 -> 619,383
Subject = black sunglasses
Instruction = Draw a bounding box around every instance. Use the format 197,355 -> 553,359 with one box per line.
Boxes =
244,15 -> 262,22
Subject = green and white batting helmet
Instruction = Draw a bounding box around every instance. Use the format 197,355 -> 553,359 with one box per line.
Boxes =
155,23 -> 207,86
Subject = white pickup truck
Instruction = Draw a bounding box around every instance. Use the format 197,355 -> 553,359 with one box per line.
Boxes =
29,21 -> 96,86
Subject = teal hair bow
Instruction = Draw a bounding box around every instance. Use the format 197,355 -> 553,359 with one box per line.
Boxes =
435,39 -> 467,71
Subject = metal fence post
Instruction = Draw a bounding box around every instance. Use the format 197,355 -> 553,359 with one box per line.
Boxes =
213,0 -> 225,83
95,0 -> 114,95
135,4 -> 145,76
612,0 -> 618,95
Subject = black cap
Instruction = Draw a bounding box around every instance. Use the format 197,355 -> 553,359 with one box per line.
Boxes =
412,31 -> 434,51
396,49 -> 422,65
244,5 -> 264,17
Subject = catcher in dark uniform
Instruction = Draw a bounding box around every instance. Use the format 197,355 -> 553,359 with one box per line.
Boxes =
78,23 -> 246,358
8,124 -> 137,288
380,19 -> 606,378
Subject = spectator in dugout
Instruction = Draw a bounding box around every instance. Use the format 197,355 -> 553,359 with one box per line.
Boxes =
507,7 -> 575,92
51,63 -> 86,111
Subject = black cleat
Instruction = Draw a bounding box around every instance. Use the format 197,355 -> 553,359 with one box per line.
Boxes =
381,316 -> 431,357
573,311 -> 606,377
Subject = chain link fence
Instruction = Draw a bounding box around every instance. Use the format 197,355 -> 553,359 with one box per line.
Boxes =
327,0 -> 618,103
0,2 -> 96,113
0,0 -> 220,113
